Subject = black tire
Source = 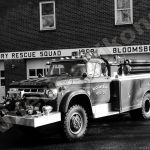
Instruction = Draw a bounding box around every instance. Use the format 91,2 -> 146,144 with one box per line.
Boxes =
130,94 -> 150,120
63,105 -> 88,141
141,93 -> 150,119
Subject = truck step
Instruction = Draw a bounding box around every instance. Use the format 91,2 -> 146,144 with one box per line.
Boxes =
92,103 -> 119,119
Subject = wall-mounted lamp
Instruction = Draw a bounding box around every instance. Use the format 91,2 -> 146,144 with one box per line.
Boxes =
11,64 -> 16,69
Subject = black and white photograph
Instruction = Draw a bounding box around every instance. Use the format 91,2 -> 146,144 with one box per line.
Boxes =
1,0 -> 150,149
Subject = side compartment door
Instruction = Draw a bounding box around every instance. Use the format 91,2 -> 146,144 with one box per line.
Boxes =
120,78 -> 141,112
88,62 -> 111,105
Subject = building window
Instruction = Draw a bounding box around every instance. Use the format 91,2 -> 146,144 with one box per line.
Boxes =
37,69 -> 43,76
29,68 -> 48,79
39,1 -> 56,30
1,79 -> 5,86
29,69 -> 36,76
115,0 -> 133,25
0,71 -> 4,78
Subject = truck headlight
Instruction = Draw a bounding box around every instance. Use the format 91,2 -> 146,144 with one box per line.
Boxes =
9,88 -> 19,92
46,89 -> 58,100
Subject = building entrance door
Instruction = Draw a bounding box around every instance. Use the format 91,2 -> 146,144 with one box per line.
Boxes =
0,61 -> 5,102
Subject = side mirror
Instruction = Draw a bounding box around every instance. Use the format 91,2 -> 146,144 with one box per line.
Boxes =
82,72 -> 87,78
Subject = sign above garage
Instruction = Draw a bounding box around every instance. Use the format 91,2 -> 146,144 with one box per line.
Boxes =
1,45 -> 150,60
0,49 -> 96,60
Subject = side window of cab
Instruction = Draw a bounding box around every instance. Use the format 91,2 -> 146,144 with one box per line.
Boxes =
87,62 -> 101,78
87,61 -> 108,78
94,63 -> 101,77
101,62 -> 108,76
87,62 -> 95,77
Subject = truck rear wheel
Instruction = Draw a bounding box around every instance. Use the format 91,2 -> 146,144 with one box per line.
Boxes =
141,93 -> 150,119
63,105 -> 88,141
130,94 -> 150,120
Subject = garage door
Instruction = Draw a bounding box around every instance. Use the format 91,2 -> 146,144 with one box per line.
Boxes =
27,59 -> 50,79
0,61 -> 5,102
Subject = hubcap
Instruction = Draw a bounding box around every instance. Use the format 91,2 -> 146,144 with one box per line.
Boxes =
70,112 -> 83,134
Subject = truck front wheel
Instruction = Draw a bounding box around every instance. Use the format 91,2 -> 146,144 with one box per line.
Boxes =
63,105 -> 88,141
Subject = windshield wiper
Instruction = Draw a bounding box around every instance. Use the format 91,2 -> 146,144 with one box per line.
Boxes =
60,72 -> 72,77
48,74 -> 60,77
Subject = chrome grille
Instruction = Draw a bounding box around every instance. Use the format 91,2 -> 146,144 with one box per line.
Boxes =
18,88 -> 45,93
18,88 -> 46,98
8,88 -> 48,101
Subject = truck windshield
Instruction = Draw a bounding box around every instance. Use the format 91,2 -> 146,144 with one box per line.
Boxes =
47,60 -> 86,77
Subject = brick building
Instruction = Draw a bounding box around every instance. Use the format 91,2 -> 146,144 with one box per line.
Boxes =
0,0 -> 150,98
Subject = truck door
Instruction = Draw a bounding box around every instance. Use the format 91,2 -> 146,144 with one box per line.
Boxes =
87,61 -> 111,105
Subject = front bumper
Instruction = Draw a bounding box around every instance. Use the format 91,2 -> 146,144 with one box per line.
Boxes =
3,112 -> 61,128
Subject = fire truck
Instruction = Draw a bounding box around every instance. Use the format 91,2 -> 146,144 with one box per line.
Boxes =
1,52 -> 150,141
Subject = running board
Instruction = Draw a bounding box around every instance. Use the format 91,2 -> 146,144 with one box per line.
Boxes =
92,103 -> 119,119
